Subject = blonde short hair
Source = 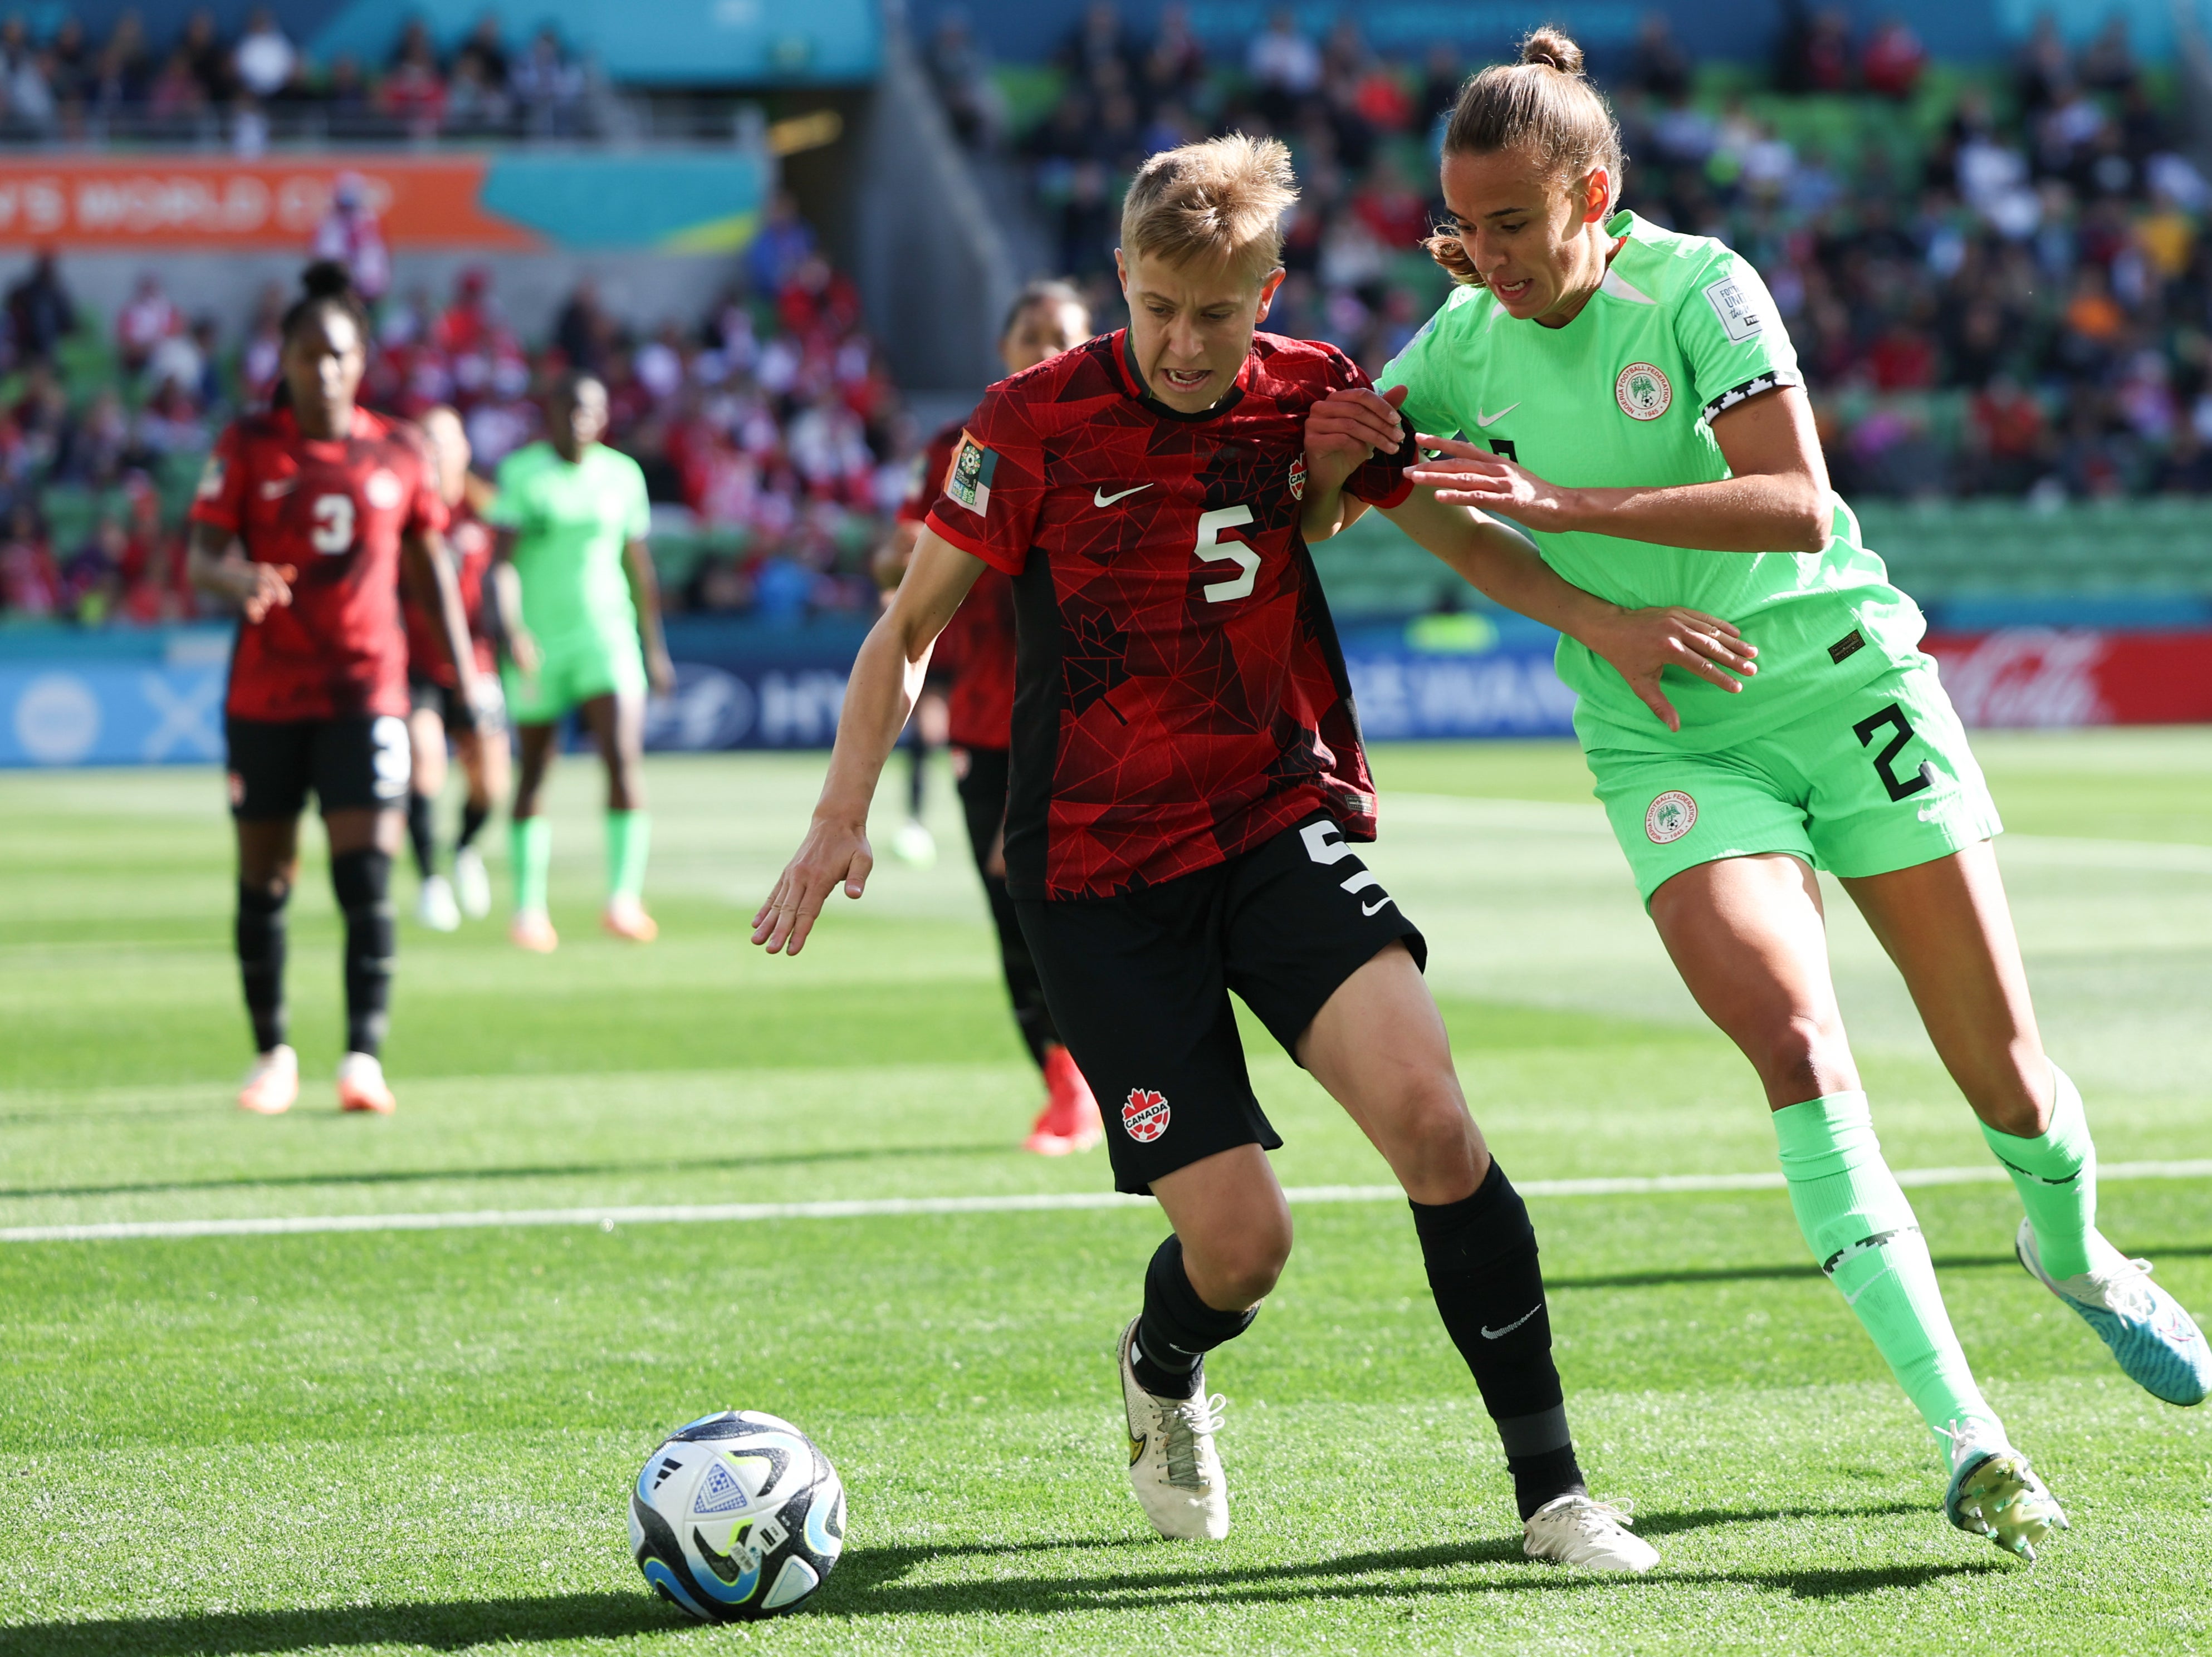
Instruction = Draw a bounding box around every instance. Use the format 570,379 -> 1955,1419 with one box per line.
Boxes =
1120,133 -> 1298,284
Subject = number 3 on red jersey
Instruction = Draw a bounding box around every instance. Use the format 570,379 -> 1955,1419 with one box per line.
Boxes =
310,494 -> 356,555
1194,504 -> 1257,604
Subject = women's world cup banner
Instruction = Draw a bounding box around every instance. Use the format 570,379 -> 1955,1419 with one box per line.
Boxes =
0,152 -> 770,253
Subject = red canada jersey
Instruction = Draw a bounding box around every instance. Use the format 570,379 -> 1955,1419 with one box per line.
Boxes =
904,415 -> 1016,749
401,502 -> 495,687
925,330 -> 1412,900
194,405 -> 448,722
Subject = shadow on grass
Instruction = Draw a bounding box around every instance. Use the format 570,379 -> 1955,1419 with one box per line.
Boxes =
3,1519 -> 2003,1649
0,1142 -> 1019,1203
1,1592 -> 683,1655
1545,1243 -> 2212,1294
815,1527 -> 2001,1619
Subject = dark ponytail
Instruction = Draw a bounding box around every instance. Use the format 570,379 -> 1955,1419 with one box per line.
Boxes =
1423,27 -> 1626,287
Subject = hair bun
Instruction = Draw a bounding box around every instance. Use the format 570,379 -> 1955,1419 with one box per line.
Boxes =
299,259 -> 354,301
1519,26 -> 1584,76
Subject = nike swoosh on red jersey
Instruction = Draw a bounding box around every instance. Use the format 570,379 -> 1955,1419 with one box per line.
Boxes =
1093,484 -> 1152,507
260,479 -> 296,498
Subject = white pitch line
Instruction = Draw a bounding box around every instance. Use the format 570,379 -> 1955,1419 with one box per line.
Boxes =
4,1160 -> 2209,1246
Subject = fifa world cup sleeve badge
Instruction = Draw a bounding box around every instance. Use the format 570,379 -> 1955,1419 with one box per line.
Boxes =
944,431 -> 999,516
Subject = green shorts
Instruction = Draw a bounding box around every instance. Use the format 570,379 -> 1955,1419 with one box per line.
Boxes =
1589,659 -> 2002,903
502,636 -> 646,727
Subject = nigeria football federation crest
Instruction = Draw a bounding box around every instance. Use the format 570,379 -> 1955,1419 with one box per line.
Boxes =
1615,362 -> 1672,421
1645,790 -> 1697,844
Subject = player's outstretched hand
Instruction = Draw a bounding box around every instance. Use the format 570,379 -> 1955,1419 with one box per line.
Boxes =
1404,434 -> 1565,527
507,625 -> 543,678
1304,384 -> 1407,496
1587,606 -> 1758,733
751,818 -> 873,957
235,561 -> 296,622
463,673 -> 507,736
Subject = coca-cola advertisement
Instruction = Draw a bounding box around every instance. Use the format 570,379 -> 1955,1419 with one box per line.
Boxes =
1924,629 -> 2212,728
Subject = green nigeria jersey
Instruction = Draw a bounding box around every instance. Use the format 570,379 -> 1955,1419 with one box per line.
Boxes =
488,441 -> 652,655
1378,210 -> 1926,753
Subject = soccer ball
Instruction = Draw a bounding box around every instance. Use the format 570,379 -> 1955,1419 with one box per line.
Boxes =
628,1410 -> 847,1621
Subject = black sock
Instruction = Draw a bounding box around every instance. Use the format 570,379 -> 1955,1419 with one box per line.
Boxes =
458,799 -> 490,851
906,739 -> 927,818
236,881 -> 288,1052
405,792 -> 437,880
1132,1235 -> 1257,1399
1411,1160 -> 1587,1521
330,849 -> 395,1058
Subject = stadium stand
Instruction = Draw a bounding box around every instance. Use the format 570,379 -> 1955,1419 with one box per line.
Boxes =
5,3 -> 2211,640
0,7 -> 911,632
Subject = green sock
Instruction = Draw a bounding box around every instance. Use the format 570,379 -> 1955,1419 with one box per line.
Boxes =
1980,1065 -> 2097,1279
606,810 -> 650,903
1773,1092 -> 1998,1459
511,815 -> 551,916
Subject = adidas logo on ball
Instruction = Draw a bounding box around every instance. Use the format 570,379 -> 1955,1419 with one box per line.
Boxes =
1121,1088 -> 1170,1143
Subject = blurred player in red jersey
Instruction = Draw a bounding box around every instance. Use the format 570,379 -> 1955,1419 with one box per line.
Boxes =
888,280 -> 1104,1154
400,404 -> 507,932
188,263 -> 491,1117
754,139 -> 1753,1564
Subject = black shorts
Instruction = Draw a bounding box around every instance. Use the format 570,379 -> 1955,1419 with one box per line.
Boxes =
952,745 -> 1010,871
1017,811 -> 1426,1195
226,714 -> 412,821
407,667 -> 494,734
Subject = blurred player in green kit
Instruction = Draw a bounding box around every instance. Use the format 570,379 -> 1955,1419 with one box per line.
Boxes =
491,371 -> 676,952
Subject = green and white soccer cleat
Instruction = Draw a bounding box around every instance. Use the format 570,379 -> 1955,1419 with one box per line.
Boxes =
1116,1317 -> 1230,1540
1941,1420 -> 2066,1562
2015,1218 -> 2212,1408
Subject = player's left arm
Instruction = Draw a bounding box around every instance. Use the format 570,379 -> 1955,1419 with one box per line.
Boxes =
1378,483 -> 1757,734
623,537 -> 676,697
1403,386 -> 1831,553
402,527 -> 493,723
619,463 -> 675,697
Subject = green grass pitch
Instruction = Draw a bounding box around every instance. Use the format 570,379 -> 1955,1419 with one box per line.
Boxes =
3,732 -> 2210,1654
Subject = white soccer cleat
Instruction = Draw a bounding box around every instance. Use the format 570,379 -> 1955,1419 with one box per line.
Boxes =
2015,1218 -> 2211,1407
452,846 -> 492,919
415,873 -> 461,932
1941,1418 -> 2066,1562
890,818 -> 937,867
1117,1317 -> 1230,1540
1522,1493 -> 1660,1573
237,1044 -> 298,1115
336,1051 -> 396,1115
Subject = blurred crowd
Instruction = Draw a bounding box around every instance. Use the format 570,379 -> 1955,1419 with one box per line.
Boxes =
0,199 -> 914,627
930,2 -> 2212,502
0,6 -> 610,147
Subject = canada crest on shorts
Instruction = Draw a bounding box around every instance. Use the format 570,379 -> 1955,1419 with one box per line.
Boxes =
1645,790 -> 1697,844
1122,1088 -> 1171,1144
1286,454 -> 1308,502
1615,362 -> 1672,421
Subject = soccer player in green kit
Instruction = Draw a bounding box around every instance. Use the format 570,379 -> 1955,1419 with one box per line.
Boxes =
1303,27 -> 2210,1562
492,371 -> 676,951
